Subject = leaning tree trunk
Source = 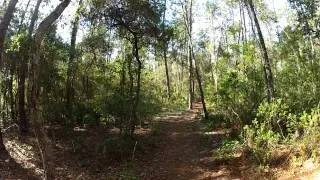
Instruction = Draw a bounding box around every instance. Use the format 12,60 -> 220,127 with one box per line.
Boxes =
192,49 -> 209,119
164,46 -> 170,98
66,0 -> 83,126
0,0 -> 18,153
29,1 -> 71,178
17,0 -> 31,32
246,0 -> 275,102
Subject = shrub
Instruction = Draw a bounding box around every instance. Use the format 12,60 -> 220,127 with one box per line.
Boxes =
243,99 -> 288,165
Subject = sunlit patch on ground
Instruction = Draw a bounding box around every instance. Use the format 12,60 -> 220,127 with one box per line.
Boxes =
5,139 -> 44,177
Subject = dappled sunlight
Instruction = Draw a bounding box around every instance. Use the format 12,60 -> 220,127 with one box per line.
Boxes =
5,139 -> 44,177
0,0 -> 320,178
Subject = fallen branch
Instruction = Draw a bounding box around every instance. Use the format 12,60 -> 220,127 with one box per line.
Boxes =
131,141 -> 138,161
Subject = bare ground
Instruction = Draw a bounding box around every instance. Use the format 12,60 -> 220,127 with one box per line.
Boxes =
1,104 -> 319,179
136,104 -> 249,180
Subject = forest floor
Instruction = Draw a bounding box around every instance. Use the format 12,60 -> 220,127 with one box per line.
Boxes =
135,104 -> 251,179
1,104 -> 320,179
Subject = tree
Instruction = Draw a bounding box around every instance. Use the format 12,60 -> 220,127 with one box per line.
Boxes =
161,0 -> 171,98
0,0 -> 18,65
90,0 -> 161,135
28,0 -> 71,178
182,0 -> 208,118
66,0 -> 83,125
0,0 -> 18,153
245,0 -> 275,102
17,0 -> 43,135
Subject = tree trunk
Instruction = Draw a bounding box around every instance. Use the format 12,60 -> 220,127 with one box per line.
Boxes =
18,0 -> 31,32
0,0 -> 18,153
66,0 -> 83,125
183,0 -> 194,109
0,0 -> 18,66
29,0 -> 70,178
192,49 -> 209,119
0,125 -> 5,151
18,0 -> 42,134
131,34 -> 141,136
162,0 -> 170,98
8,63 -> 15,123
185,0 -> 208,117
119,42 -> 127,134
164,49 -> 170,98
246,0 -> 275,101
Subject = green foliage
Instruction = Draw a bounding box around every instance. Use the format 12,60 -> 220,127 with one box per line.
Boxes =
202,113 -> 230,130
286,108 -> 320,164
244,99 -> 320,166
212,138 -> 241,161
206,42 -> 264,127
243,100 -> 287,165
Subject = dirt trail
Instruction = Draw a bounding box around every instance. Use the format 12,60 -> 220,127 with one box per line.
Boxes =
138,104 -> 243,180
2,104 -> 320,179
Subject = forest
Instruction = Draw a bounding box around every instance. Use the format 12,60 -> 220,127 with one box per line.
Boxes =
1,0 -> 320,179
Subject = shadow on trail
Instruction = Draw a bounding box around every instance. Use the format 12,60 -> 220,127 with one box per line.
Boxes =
137,105 -> 247,180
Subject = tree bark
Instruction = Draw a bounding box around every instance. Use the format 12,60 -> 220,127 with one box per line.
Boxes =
8,62 -> 15,123
18,0 -> 31,32
66,0 -> 83,125
246,0 -> 275,102
183,0 -> 194,109
162,0 -> 170,98
164,49 -> 170,98
0,0 -> 18,66
130,34 -> 141,136
0,0 -> 18,153
192,49 -> 209,119
18,0 -> 42,134
29,0 -> 70,178
185,0 -> 208,117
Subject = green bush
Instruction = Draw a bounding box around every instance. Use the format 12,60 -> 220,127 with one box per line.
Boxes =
243,99 -> 287,165
287,108 -> 320,164
243,99 -> 320,166
202,113 -> 230,130
213,138 -> 241,161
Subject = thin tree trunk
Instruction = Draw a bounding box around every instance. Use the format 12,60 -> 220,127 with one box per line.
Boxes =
192,49 -> 209,119
8,62 -> 15,123
164,49 -> 170,98
185,0 -> 208,117
0,0 -> 18,153
131,34 -> 141,136
183,0 -> 194,109
246,0 -> 275,101
162,0 -> 170,98
18,0 -> 42,134
28,0 -> 42,37
127,50 -> 134,135
66,0 -> 83,125
18,0 -> 31,32
119,42 -> 127,134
